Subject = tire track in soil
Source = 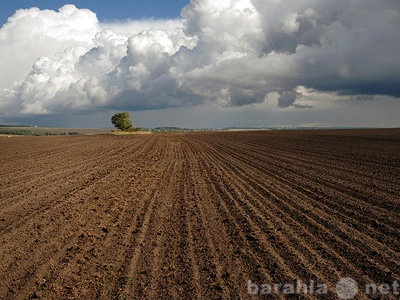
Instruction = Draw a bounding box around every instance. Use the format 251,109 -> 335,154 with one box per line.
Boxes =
118,163 -> 172,299
118,140 -> 193,300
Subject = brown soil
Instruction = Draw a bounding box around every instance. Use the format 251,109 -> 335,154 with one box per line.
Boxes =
0,129 -> 399,299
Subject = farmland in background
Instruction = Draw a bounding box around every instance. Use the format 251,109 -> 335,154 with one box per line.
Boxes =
0,125 -> 113,136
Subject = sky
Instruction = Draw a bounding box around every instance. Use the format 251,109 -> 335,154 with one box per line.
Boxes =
0,0 -> 190,24
0,0 -> 399,129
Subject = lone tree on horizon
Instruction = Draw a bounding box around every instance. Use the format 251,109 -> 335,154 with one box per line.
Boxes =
111,112 -> 134,131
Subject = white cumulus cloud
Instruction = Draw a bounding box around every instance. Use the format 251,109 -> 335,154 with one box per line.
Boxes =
0,0 -> 399,120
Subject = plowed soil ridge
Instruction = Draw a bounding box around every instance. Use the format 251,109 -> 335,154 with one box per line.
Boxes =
0,129 -> 399,299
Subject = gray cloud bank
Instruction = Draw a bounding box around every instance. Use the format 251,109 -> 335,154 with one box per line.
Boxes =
0,0 -> 399,119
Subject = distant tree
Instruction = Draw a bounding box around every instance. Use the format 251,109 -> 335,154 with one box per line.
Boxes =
111,112 -> 133,131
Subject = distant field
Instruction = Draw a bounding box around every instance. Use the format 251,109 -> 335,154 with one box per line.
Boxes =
0,129 -> 399,299
0,126 -> 112,136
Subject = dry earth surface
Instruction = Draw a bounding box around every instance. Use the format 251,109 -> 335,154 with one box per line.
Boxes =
0,129 -> 399,299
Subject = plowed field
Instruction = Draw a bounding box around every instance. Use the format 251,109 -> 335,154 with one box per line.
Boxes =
1,129 -> 399,299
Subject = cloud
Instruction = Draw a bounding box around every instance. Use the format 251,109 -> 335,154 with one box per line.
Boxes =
0,5 -> 98,91
277,91 -> 299,108
0,0 -> 399,120
100,19 -> 185,36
